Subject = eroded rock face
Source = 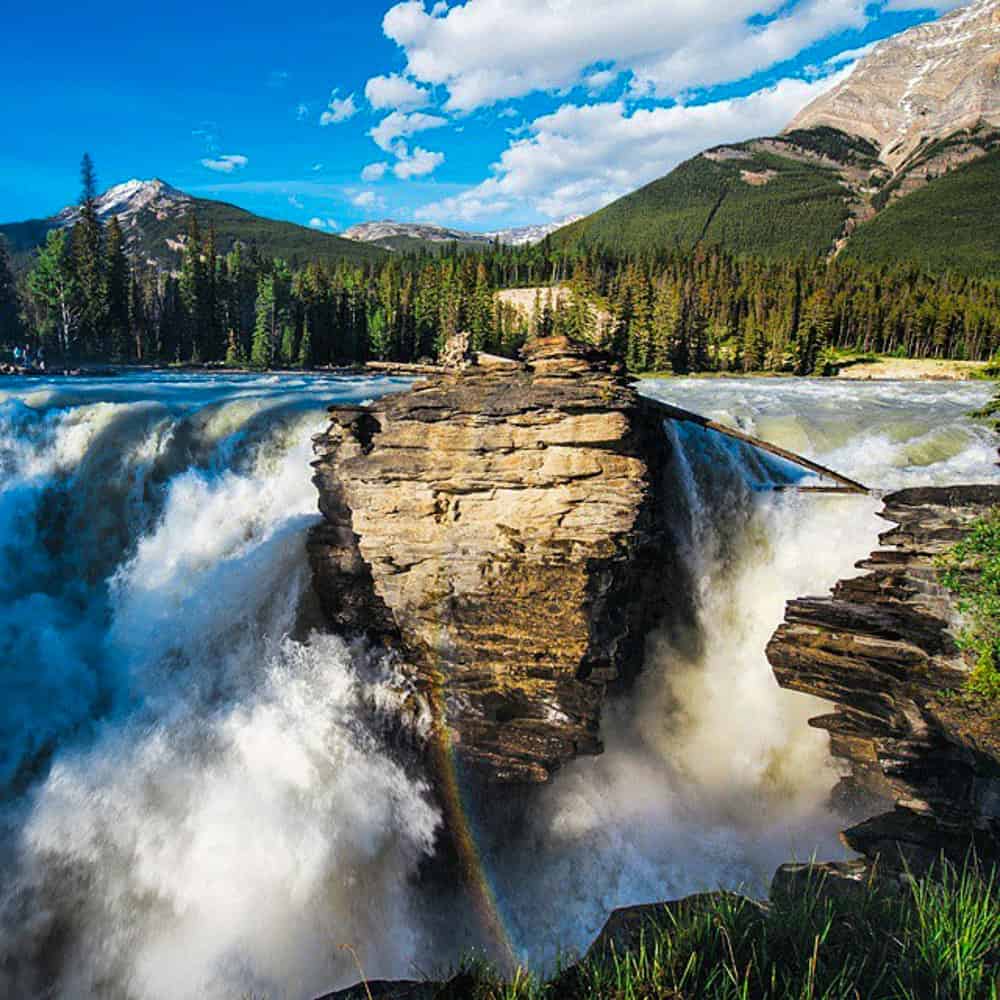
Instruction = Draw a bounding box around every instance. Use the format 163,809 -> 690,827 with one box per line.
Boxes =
308,337 -> 676,783
767,485 -> 1000,870
786,0 -> 1000,171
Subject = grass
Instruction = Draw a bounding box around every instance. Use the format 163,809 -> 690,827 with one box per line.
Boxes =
938,508 -> 1000,701
417,859 -> 998,1000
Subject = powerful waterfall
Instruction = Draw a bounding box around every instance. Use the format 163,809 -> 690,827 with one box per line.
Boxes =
0,372 -> 996,998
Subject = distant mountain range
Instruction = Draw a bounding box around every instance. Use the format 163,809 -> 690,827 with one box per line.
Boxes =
552,0 -> 1000,276
0,179 -> 386,269
0,183 -> 578,271
342,217 -> 582,252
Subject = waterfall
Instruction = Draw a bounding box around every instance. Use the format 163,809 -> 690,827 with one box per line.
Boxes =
0,372 -> 995,996
0,374 -> 439,1000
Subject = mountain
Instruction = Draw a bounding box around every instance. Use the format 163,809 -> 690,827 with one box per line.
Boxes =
342,220 -> 494,252
788,0 -> 1000,171
0,179 -> 386,269
554,0 -> 1000,275
343,217 -> 581,252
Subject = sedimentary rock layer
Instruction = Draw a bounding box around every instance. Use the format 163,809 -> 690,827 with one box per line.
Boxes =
767,485 -> 1000,869
308,337 -> 675,783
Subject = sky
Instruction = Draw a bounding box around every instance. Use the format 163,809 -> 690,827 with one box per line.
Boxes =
1,0 -> 963,233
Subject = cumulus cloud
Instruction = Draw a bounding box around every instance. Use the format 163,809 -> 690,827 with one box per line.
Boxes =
415,70 -> 848,222
309,217 -> 341,230
361,162 -> 390,181
382,0 -> 870,110
200,154 -> 249,173
369,110 -> 448,152
320,90 -> 359,125
393,146 -> 445,179
365,72 -> 432,110
352,190 -> 385,210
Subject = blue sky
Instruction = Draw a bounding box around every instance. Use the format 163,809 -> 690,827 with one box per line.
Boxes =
2,0 -> 957,232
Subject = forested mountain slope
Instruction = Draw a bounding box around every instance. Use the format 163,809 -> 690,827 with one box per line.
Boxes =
0,179 -> 385,270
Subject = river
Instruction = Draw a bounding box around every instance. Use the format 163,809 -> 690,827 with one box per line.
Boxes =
0,371 -> 995,998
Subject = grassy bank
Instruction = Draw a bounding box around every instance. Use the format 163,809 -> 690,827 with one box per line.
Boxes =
419,861 -> 998,1000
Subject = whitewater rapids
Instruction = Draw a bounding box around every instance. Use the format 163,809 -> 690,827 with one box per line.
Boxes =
0,372 -> 996,998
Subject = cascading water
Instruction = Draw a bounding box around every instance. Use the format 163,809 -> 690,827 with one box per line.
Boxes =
0,372 -> 996,997
0,373 -> 440,1000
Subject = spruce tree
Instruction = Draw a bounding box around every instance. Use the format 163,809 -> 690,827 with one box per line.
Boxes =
104,216 -> 130,361
297,316 -> 313,368
73,153 -> 106,357
0,236 -> 21,347
251,272 -> 275,369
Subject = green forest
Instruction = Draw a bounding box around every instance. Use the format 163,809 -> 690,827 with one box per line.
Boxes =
2,156 -> 1000,374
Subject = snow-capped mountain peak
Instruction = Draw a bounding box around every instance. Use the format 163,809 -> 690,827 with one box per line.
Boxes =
344,216 -> 582,250
55,178 -> 192,227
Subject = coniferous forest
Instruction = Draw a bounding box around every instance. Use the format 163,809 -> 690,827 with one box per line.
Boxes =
2,156 -> 999,374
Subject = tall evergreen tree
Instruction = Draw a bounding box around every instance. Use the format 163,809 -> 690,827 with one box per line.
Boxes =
0,236 -> 21,347
104,216 -> 130,361
72,153 -> 105,357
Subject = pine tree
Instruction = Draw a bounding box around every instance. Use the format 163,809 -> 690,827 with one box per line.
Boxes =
0,236 -> 21,347
251,271 -> 275,369
104,216 -> 130,361
73,153 -> 106,357
297,316 -> 313,368
179,212 -> 208,360
796,290 -> 833,375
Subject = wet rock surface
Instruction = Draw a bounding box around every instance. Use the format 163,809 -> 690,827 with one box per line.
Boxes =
308,336 -> 678,783
767,484 -> 1000,871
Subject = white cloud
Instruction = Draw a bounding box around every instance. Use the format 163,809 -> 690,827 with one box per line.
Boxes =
296,103 -> 310,120
352,190 -> 386,210
883,0 -> 962,8
415,70 -> 849,222
309,217 -> 341,230
320,90 -> 359,125
365,72 -> 432,110
200,154 -> 249,173
288,194 -> 304,209
382,0 -> 870,111
311,162 -> 324,172
393,146 -> 445,179
361,162 -> 390,181
369,110 -> 448,152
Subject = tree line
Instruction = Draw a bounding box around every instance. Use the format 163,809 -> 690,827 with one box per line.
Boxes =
2,156 -> 999,373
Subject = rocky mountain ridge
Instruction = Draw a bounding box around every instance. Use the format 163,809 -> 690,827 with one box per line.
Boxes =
343,216 -> 582,251
787,0 -> 1000,171
553,0 -> 1000,274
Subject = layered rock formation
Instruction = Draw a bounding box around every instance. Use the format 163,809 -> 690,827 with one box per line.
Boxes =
767,485 -> 1000,870
308,337 -> 677,783
787,0 -> 1000,171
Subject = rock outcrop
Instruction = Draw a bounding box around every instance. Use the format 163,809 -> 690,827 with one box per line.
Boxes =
308,336 -> 678,783
767,485 -> 1000,870
787,0 -> 1000,171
